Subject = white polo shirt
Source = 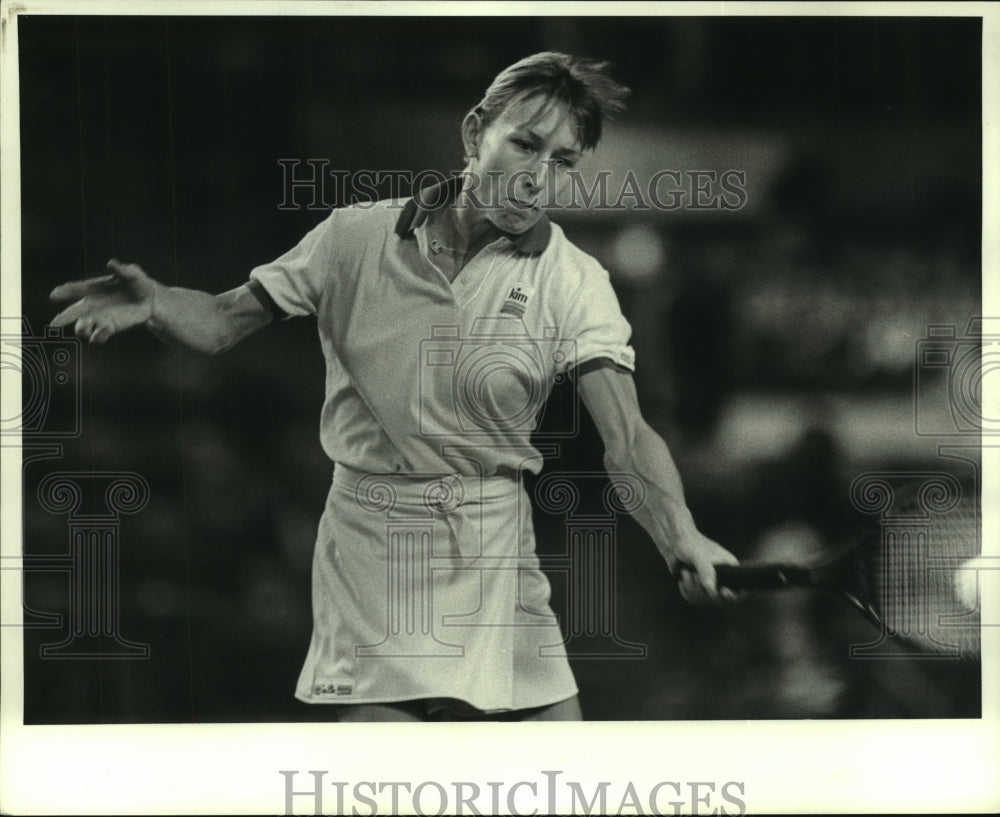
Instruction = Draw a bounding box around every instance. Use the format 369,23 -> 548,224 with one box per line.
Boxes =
249,177 -> 636,477
249,178 -> 637,710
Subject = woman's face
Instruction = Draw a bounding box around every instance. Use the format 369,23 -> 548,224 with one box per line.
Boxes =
461,95 -> 583,235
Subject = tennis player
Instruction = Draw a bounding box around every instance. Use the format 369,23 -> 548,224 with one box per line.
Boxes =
50,52 -> 740,722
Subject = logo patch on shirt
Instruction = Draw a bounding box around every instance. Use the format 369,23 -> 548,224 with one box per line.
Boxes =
500,285 -> 534,317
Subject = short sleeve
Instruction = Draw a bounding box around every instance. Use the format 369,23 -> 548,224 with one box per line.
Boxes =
558,263 -> 636,374
248,209 -> 342,317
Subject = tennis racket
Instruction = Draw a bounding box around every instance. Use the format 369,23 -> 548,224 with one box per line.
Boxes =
692,494 -> 982,658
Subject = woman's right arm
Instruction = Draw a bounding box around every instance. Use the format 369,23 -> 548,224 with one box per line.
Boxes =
50,259 -> 273,355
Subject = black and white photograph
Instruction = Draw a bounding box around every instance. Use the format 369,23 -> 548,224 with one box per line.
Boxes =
2,1 -> 998,814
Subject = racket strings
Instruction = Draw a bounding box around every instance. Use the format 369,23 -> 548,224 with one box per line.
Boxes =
863,497 -> 980,657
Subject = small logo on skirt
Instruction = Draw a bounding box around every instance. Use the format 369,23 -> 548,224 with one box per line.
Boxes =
313,682 -> 354,697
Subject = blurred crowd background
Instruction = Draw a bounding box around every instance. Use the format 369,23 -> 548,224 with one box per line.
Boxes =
13,14 -> 982,722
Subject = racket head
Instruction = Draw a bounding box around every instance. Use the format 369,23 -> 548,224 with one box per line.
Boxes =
711,491 -> 981,658
854,491 -> 981,658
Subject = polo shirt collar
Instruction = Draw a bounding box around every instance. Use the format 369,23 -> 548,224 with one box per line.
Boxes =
394,174 -> 552,255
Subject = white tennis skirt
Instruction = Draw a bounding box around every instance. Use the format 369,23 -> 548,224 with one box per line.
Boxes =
294,464 -> 578,712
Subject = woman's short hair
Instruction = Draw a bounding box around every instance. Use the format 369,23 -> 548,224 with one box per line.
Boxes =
471,52 -> 630,151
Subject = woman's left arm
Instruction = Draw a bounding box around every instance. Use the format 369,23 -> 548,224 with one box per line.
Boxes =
577,362 -> 740,603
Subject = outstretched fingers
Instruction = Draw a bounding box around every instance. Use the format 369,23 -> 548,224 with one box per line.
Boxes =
105,258 -> 143,278
50,298 -> 92,328
49,259 -> 152,341
88,322 -> 116,345
64,310 -> 119,344
49,259 -> 144,304
49,274 -> 119,303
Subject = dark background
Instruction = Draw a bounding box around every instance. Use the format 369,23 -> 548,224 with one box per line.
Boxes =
15,14 -> 982,722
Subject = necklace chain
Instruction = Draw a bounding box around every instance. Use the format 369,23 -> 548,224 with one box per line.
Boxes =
427,208 -> 465,255
428,236 -> 462,255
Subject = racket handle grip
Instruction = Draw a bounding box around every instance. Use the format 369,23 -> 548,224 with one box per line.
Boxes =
712,563 -> 812,590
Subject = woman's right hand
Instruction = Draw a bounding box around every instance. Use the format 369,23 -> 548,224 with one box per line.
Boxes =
50,259 -> 159,344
